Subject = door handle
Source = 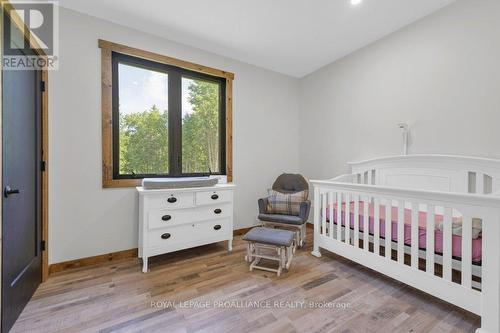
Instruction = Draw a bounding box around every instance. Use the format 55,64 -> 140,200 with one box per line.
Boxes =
4,186 -> 20,198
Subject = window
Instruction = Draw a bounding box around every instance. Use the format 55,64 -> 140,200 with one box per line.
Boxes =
100,40 -> 234,187
112,53 -> 226,179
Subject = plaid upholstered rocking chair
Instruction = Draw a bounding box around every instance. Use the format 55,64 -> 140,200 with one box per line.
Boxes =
258,174 -> 311,247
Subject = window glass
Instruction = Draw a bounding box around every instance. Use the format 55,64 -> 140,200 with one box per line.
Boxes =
182,77 -> 221,174
118,63 -> 169,176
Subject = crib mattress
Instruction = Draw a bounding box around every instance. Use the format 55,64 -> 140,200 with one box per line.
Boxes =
326,202 -> 482,263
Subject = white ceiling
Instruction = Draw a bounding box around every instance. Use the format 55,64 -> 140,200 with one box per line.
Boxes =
58,0 -> 456,77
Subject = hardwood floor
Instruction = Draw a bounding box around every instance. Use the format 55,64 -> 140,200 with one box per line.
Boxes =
12,232 -> 480,333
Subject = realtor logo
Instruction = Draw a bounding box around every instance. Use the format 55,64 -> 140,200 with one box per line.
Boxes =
2,0 -> 59,70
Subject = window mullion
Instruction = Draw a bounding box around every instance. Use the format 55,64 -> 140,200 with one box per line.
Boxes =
168,70 -> 182,176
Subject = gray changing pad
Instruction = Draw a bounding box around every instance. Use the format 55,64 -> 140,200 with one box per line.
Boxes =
142,177 -> 218,190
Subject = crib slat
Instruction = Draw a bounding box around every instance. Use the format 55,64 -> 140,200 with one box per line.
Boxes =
329,192 -> 334,239
476,172 -> 484,194
321,193 -> 327,236
363,197 -> 369,251
484,175 -> 492,194
374,198 -> 380,254
411,202 -> 419,269
367,171 -> 373,185
345,193 -> 350,244
461,215 -> 473,288
336,193 -> 342,241
397,200 -> 404,263
354,196 -> 359,248
385,200 -> 392,258
443,207 -> 453,281
425,204 -> 435,275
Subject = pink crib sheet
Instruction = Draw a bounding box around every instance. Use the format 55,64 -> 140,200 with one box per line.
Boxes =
326,202 -> 482,263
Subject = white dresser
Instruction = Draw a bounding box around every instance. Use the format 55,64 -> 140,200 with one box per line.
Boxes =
137,184 -> 236,273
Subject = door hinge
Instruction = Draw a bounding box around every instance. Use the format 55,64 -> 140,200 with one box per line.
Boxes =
40,240 -> 46,252
40,80 -> 46,92
40,160 -> 46,172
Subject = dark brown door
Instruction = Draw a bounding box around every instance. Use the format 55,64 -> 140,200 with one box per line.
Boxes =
1,48 -> 43,332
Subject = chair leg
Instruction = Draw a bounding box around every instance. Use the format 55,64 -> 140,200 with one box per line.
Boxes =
301,224 -> 307,246
292,229 -> 300,253
295,224 -> 306,248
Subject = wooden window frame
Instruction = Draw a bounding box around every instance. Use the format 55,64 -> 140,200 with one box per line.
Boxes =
99,40 -> 234,188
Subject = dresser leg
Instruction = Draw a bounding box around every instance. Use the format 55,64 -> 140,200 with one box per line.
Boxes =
228,239 -> 233,252
142,257 -> 148,273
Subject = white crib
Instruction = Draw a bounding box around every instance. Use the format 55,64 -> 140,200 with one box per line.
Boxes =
310,155 -> 500,333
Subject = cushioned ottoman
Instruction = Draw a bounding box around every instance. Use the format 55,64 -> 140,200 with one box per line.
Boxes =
242,227 -> 295,276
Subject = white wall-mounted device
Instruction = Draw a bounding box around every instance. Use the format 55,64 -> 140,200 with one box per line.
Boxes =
398,123 -> 409,155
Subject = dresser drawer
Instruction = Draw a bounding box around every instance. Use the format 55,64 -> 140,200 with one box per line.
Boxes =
195,190 -> 232,206
197,218 -> 232,237
148,218 -> 231,249
146,192 -> 194,209
148,204 -> 231,229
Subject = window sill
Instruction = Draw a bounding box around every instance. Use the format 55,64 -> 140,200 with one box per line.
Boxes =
103,175 -> 229,189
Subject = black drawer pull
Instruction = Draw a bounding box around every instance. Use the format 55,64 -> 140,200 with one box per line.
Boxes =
214,208 -> 222,214
161,215 -> 172,221
161,233 -> 171,239
214,224 -> 222,230
211,194 -> 219,200
167,197 -> 177,203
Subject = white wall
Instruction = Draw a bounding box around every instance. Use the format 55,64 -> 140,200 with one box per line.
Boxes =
299,0 -> 500,180
49,8 -> 300,263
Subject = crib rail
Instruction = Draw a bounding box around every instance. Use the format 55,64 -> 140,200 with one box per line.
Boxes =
311,179 -> 500,333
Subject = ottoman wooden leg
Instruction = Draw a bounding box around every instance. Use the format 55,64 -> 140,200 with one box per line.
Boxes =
250,257 -> 261,272
286,244 -> 294,270
277,248 -> 283,277
245,242 -> 253,262
280,247 -> 286,268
